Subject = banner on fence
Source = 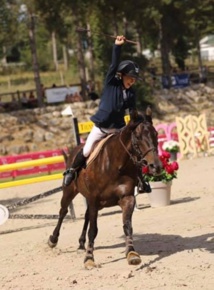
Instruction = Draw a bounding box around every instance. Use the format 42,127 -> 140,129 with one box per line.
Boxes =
45,86 -> 80,103
162,73 -> 189,89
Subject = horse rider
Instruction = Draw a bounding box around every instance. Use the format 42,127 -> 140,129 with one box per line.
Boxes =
63,35 -> 142,187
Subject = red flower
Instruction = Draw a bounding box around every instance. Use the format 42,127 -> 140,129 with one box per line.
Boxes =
161,158 -> 168,168
171,161 -> 179,171
142,166 -> 149,174
143,152 -> 179,183
159,155 -> 165,161
165,164 -> 174,174
162,151 -> 171,159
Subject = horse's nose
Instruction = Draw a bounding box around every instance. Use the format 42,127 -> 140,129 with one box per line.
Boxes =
149,162 -> 162,175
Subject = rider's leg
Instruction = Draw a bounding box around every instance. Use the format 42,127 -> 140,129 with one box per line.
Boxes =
82,125 -> 106,157
63,148 -> 86,186
63,125 -> 106,186
137,177 -> 151,193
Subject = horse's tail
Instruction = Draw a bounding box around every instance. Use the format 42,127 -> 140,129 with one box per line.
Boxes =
61,148 -> 68,164
61,145 -> 84,168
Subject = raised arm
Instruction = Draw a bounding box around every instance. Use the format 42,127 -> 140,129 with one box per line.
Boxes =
105,36 -> 126,84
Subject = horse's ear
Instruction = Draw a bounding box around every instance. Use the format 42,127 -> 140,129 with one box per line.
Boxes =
130,109 -> 139,121
145,106 -> 153,124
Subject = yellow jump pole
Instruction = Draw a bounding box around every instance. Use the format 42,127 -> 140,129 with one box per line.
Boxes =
0,173 -> 62,189
0,156 -> 64,172
0,156 -> 65,188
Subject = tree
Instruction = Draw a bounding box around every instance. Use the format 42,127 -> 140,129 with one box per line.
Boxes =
1,0 -> 213,97
16,1 -> 44,107
34,0 -> 69,71
171,36 -> 190,71
184,0 -> 214,76
0,0 -> 19,64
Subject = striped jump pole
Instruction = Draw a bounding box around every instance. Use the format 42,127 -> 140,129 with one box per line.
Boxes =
0,155 -> 77,223
0,156 -> 65,189
0,156 -> 64,172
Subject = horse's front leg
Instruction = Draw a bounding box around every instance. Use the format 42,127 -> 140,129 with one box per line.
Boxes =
84,203 -> 98,269
120,195 -> 142,265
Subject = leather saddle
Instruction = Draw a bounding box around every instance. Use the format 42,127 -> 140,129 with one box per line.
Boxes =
86,134 -> 114,167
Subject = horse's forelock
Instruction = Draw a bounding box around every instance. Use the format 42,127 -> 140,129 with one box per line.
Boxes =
128,114 -> 150,134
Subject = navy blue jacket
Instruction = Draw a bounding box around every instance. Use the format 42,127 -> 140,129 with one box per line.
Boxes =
90,44 -> 137,129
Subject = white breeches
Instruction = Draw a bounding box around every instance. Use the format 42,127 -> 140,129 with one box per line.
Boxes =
83,125 -> 122,157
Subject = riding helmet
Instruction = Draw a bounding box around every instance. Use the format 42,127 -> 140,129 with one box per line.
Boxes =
117,60 -> 142,80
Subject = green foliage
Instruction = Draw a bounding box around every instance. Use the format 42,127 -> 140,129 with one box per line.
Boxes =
0,0 -> 213,92
19,21 -> 52,71
135,81 -> 154,111
0,0 -> 19,58
171,36 -> 191,70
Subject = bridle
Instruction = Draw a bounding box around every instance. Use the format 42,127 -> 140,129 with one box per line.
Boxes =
119,122 -> 156,168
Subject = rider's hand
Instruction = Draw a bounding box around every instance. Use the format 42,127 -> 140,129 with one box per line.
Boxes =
115,35 -> 126,46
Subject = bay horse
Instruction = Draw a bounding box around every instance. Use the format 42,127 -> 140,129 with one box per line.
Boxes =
48,108 -> 162,267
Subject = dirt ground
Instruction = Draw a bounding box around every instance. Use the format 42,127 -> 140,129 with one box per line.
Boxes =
0,155 -> 214,290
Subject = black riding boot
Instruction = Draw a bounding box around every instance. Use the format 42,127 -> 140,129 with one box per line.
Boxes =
63,149 -> 86,186
137,177 -> 151,193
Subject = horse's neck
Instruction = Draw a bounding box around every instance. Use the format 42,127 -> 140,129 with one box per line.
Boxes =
119,128 -> 132,148
115,130 -> 138,174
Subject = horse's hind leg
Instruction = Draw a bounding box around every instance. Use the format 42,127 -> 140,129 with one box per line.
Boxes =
78,206 -> 89,251
48,186 -> 78,248
120,195 -> 142,266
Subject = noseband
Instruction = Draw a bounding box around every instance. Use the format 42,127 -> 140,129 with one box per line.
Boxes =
119,124 -> 156,168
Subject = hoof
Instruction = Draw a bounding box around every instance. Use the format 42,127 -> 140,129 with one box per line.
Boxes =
48,235 -> 58,248
84,259 -> 97,270
127,251 -> 142,265
77,247 -> 86,254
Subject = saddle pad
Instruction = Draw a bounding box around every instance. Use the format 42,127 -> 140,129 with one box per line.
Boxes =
86,134 -> 114,167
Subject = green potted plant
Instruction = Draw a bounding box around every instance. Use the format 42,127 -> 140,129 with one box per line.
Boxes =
142,151 -> 179,207
162,140 -> 180,160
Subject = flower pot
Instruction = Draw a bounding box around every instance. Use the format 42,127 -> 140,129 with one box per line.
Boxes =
169,151 -> 177,161
148,181 -> 172,208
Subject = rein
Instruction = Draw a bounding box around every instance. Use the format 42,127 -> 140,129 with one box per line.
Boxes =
119,123 -> 155,168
